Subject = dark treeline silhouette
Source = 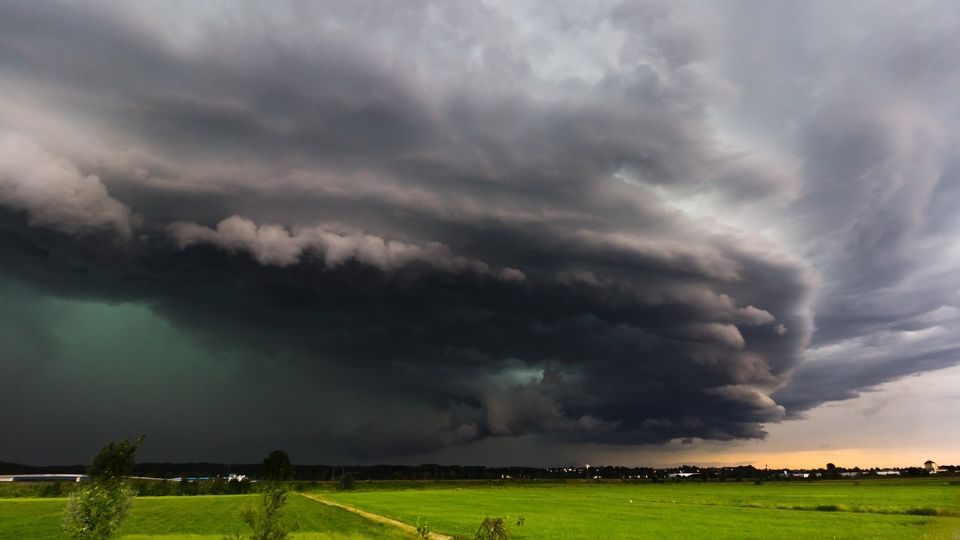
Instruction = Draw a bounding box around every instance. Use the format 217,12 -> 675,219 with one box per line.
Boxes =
3,461 -> 956,482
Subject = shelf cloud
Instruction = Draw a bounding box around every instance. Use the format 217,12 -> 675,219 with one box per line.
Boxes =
1,0 -> 958,463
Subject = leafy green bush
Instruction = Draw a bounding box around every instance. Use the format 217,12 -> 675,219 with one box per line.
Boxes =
63,483 -> 133,540
239,484 -> 298,540
474,516 -> 510,539
415,516 -> 431,539
62,481 -> 134,539
63,436 -> 143,540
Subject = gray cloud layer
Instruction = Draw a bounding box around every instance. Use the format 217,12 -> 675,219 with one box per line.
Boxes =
1,0 -> 958,463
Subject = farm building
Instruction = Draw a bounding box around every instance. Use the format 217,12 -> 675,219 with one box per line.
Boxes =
0,474 -> 87,483
924,460 -> 939,473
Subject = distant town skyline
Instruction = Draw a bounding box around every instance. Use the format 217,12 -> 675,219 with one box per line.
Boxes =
2,1 -> 959,466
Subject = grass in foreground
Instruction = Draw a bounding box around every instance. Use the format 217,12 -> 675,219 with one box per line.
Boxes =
3,479 -> 959,539
321,479 -> 960,539
0,494 -> 407,539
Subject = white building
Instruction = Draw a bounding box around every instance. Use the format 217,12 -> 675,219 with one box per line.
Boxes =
0,474 -> 86,482
924,460 -> 939,474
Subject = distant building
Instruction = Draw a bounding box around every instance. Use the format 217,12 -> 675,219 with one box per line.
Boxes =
876,470 -> 900,476
924,460 -> 939,473
0,474 -> 87,483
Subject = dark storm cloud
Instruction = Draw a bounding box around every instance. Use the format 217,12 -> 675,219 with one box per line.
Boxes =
716,0 -> 960,415
0,199 -> 811,458
1,0 -> 958,462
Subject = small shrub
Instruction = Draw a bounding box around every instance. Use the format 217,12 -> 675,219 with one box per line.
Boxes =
63,483 -> 134,540
415,516 -> 431,539
241,484 -> 298,540
475,516 -> 510,540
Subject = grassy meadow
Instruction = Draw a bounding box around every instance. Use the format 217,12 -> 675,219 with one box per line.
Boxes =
0,493 -> 406,540
319,478 -> 960,539
1,478 -> 958,539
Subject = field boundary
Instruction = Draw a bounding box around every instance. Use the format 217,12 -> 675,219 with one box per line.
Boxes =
299,492 -> 453,539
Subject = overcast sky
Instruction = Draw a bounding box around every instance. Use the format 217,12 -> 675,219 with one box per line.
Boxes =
1,0 -> 959,467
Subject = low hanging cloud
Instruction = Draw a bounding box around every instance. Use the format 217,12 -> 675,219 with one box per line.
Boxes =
1,0 -> 959,463
169,215 -> 509,277
0,133 -> 136,239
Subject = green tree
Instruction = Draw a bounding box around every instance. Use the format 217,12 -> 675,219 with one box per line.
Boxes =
337,471 -> 355,491
88,438 -> 143,482
237,450 -> 297,540
63,436 -> 143,540
261,450 -> 292,482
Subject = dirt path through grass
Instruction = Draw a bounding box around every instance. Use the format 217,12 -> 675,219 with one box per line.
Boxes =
299,492 -> 453,539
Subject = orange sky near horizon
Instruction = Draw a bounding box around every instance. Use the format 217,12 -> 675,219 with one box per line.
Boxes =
660,447 -> 959,470
574,362 -> 960,470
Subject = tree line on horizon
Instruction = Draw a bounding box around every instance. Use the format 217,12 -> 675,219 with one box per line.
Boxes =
4,460 -> 954,483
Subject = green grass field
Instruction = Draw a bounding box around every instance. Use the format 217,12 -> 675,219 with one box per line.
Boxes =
320,479 -> 960,539
0,494 -> 407,539
2,479 -> 958,539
